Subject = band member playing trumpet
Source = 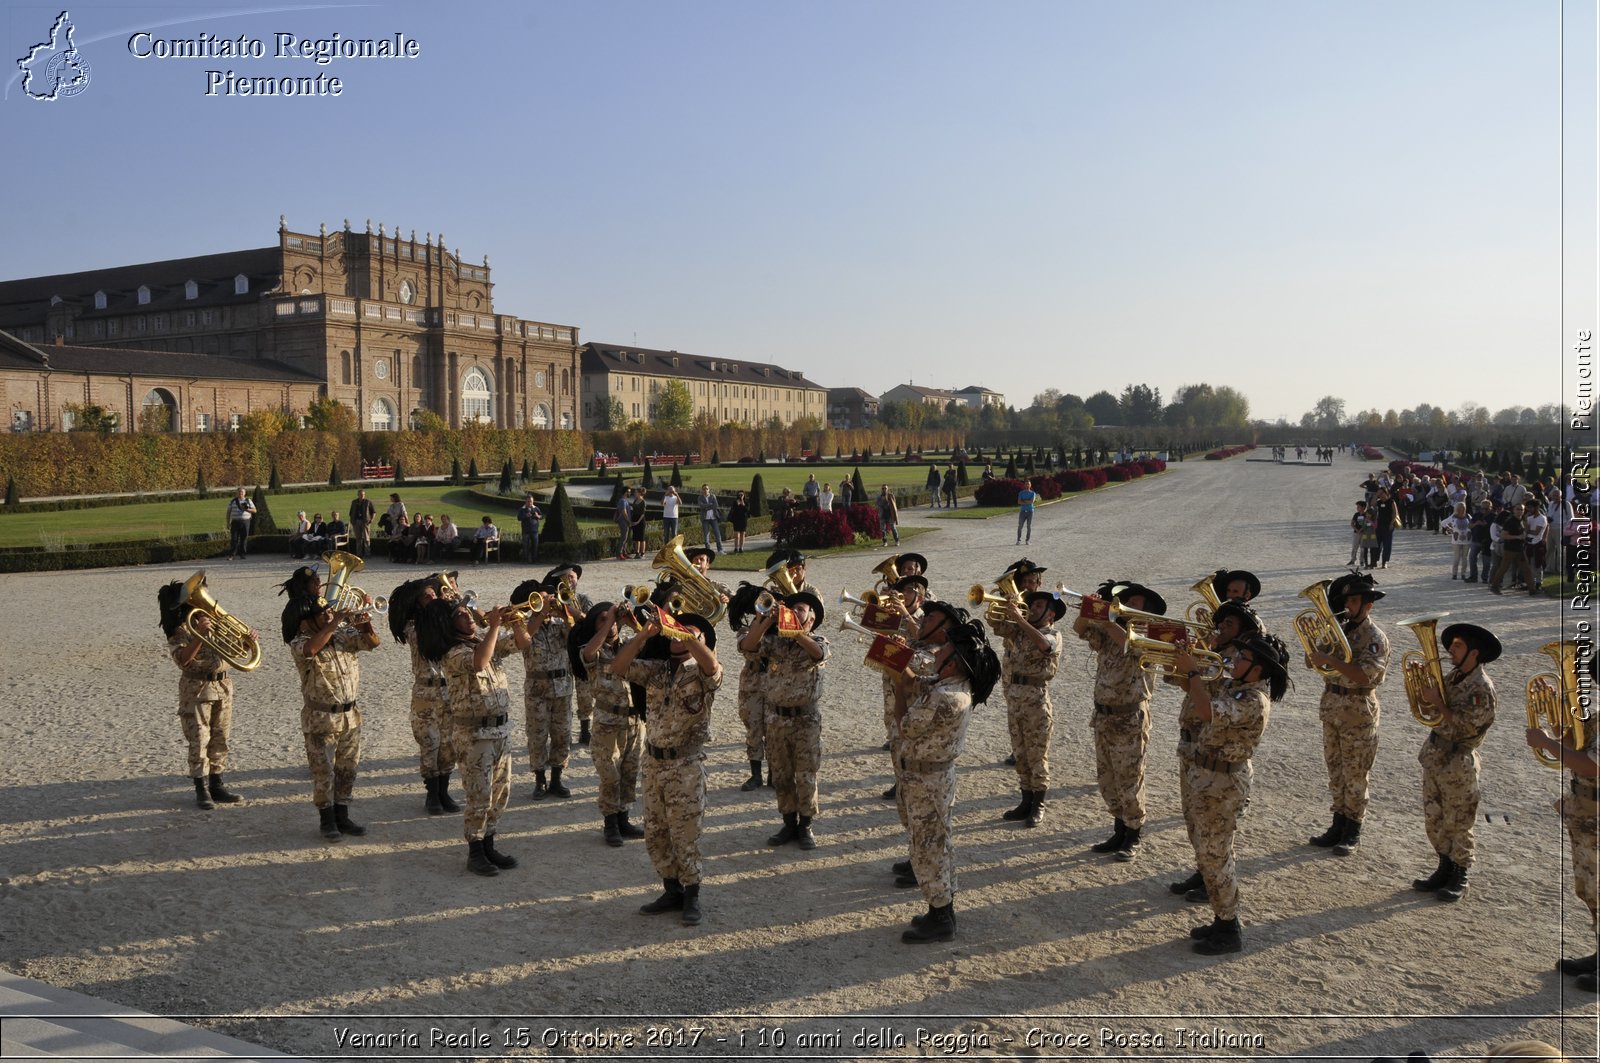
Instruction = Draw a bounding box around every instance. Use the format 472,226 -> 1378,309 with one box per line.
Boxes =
570,602 -> 645,847
1171,633 -> 1289,955
891,619 -> 1000,943
282,593 -> 381,841
729,583 -> 771,792
997,559 -> 1046,767
887,598 -> 963,888
159,580 -> 249,809
390,575 -> 461,816
1306,572 -> 1390,857
1409,622 -> 1499,902
544,564 -> 596,747
515,576 -> 576,801
994,591 -> 1065,828
415,597 -> 522,876
741,591 -> 830,850
1527,653 -> 1598,993
1073,580 -> 1166,861
878,574 -> 930,803
611,610 -> 722,927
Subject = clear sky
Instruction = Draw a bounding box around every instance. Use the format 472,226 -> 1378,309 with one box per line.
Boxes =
2,0 -> 1592,424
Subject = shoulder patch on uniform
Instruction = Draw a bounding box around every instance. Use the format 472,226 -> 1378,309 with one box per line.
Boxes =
1369,640 -> 1380,654
1232,690 -> 1249,700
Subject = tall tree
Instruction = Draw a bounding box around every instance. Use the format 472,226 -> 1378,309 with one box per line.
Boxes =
655,379 -> 694,429
1119,383 -> 1163,426
1084,390 -> 1121,425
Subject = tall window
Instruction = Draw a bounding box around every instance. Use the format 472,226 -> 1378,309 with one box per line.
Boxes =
369,398 -> 394,431
461,367 -> 492,424
340,351 -> 352,385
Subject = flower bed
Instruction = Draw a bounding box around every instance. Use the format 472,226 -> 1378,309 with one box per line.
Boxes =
773,508 -> 856,549
1205,445 -> 1252,460
843,503 -> 882,541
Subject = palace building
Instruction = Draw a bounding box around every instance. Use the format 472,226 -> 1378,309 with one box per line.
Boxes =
0,217 -> 580,433
579,342 -> 828,430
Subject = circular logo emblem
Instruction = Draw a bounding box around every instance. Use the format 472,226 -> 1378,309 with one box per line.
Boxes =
374,360 -> 389,380
45,51 -> 91,97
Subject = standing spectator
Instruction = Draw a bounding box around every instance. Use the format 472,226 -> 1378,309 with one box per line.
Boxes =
772,488 -> 795,532
818,482 -> 834,512
349,488 -> 376,559
1524,503 -> 1549,589
802,473 -> 820,509
1347,501 -> 1369,566
1016,480 -> 1038,546
386,493 -> 408,532
925,463 -> 941,507
472,515 -> 500,565
1488,503 -> 1536,595
517,493 -> 543,564
660,486 -> 681,543
1547,489 -> 1568,577
838,478 -> 853,510
1445,502 -> 1473,579
942,465 -> 958,509
225,487 -> 256,560
729,491 -> 750,553
876,485 -> 901,547
629,487 -> 648,559
1466,501 -> 1494,583
1371,487 -> 1397,569
613,490 -> 633,560
1502,473 -> 1530,509
698,484 -> 724,554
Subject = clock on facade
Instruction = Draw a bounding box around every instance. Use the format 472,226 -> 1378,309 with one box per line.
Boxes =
374,359 -> 389,380
399,279 -> 415,304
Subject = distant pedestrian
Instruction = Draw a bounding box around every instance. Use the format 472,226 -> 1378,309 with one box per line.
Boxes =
517,494 -> 543,564
661,486 -> 681,543
1016,480 -> 1037,545
925,464 -> 941,508
698,484 -> 724,554
877,486 -> 900,546
225,487 -> 256,560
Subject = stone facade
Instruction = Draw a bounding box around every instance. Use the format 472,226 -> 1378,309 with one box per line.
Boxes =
579,342 -> 827,431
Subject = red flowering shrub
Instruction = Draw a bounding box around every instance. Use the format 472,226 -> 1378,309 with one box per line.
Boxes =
1140,458 -> 1167,474
773,508 -> 855,549
843,503 -> 882,540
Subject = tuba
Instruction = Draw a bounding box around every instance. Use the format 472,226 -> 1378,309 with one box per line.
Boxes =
1294,580 -> 1352,678
179,570 -> 262,671
651,534 -> 727,624
1527,640 -> 1588,769
322,550 -> 388,616
1393,612 -> 1449,727
1186,573 -> 1222,631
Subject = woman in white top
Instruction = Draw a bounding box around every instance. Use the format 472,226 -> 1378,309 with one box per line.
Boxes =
661,486 -> 681,542
818,483 -> 835,511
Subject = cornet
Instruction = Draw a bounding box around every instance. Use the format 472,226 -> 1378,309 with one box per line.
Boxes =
1393,612 -> 1448,727
505,589 -> 550,622
179,570 -> 262,671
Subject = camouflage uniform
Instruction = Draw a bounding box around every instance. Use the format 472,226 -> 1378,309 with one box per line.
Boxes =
443,633 -> 518,841
290,626 -> 374,808
521,618 -> 574,774
571,592 -> 597,729
1419,665 -> 1495,867
994,618 -> 1061,791
1176,670 -> 1231,852
1183,677 -> 1271,922
899,675 -> 975,908
589,635 -> 643,816
737,617 -> 767,762
1318,617 -> 1390,822
881,611 -> 927,829
1560,746 -> 1600,933
405,620 -> 455,781
168,630 -> 233,778
626,656 -> 722,887
1081,623 -> 1155,830
760,632 -> 830,819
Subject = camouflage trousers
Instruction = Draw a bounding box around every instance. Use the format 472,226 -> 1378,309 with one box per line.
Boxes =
739,687 -> 767,761
1421,751 -> 1481,867
902,762 -> 960,908
1091,701 -> 1150,829
410,691 -> 455,780
574,679 -> 596,726
453,730 -> 510,842
179,697 -> 232,778
1318,692 -> 1381,820
1006,685 -> 1053,791
644,752 -> 707,887
592,714 -> 642,816
1560,791 -> 1599,926
765,710 -> 821,819
1176,740 -> 1196,850
301,705 -> 361,808
525,688 -> 573,773
1184,760 -> 1253,921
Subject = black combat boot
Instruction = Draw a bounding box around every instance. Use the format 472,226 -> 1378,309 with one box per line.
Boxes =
1169,870 -> 1204,895
603,813 -> 623,848
466,839 -> 498,876
1412,853 -> 1451,892
1001,789 -> 1032,822
578,719 -> 592,746
194,778 -> 214,810
435,770 -> 461,813
1091,818 -> 1127,853
1435,860 -> 1468,902
881,782 -> 898,800
207,774 -> 241,804
901,903 -> 956,943
546,767 -> 571,799
1332,817 -> 1362,856
680,883 -> 703,926
333,803 -> 365,836
531,770 -> 547,801
1558,952 -> 1600,976
1114,825 -> 1142,862
795,816 -> 817,850
768,812 -> 799,846
640,878 -> 684,914
1190,916 -> 1223,939
482,833 -> 517,869
892,859 -> 912,876
740,760 -> 764,792
1025,790 -> 1046,828
1578,973 -> 1598,993
1309,812 -> 1346,848
616,810 -> 644,839
424,775 -> 445,815
894,866 -> 919,888
318,806 -> 341,840
1193,917 -> 1243,954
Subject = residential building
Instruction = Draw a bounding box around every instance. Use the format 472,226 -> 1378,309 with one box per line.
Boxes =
580,342 -> 827,429
827,387 -> 878,429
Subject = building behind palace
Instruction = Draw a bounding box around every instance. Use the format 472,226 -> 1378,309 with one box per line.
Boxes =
579,342 -> 827,430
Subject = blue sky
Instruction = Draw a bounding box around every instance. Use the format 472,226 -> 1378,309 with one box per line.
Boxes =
2,1 -> 1591,424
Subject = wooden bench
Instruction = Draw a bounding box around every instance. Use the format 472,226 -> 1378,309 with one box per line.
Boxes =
360,461 -> 394,479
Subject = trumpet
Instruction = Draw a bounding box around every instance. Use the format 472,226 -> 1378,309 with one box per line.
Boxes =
1528,640 -> 1588,769
323,550 -> 388,617
179,570 -> 262,671
1125,624 -> 1226,680
1294,580 -> 1353,678
838,588 -> 880,611
505,589 -> 550,621
1394,612 -> 1449,727
1108,599 -> 1214,644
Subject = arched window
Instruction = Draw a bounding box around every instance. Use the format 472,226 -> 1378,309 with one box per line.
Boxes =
184,280 -> 199,300
560,410 -> 574,429
561,368 -> 570,395
369,398 -> 394,431
461,367 -> 492,424
234,274 -> 249,295
531,403 -> 550,429
340,351 -> 352,385
140,388 -> 177,432
93,290 -> 106,309
137,285 -> 151,305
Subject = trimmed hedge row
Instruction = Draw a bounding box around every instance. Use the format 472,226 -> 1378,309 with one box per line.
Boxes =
1205,445 -> 1254,460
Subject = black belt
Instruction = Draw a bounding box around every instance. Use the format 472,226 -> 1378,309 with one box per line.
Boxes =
200,672 -> 226,682
422,677 -> 447,687
542,669 -> 569,680
1427,731 -> 1479,757
769,705 -> 814,718
1009,676 -> 1048,687
1193,752 -> 1241,774
1094,701 -> 1141,715
648,743 -> 699,760
1572,779 -> 1599,801
318,702 -> 356,713
1326,684 -> 1373,696
1178,728 -> 1194,744
474,713 -> 509,728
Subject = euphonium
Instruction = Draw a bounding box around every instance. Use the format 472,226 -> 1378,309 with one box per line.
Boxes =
179,570 -> 262,672
1527,640 -> 1587,770
1186,573 -> 1222,630
762,556 -> 802,598
967,570 -> 1022,624
651,534 -> 727,624
1393,612 -> 1449,727
1294,579 -> 1352,677
871,554 -> 903,592
322,549 -> 388,616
